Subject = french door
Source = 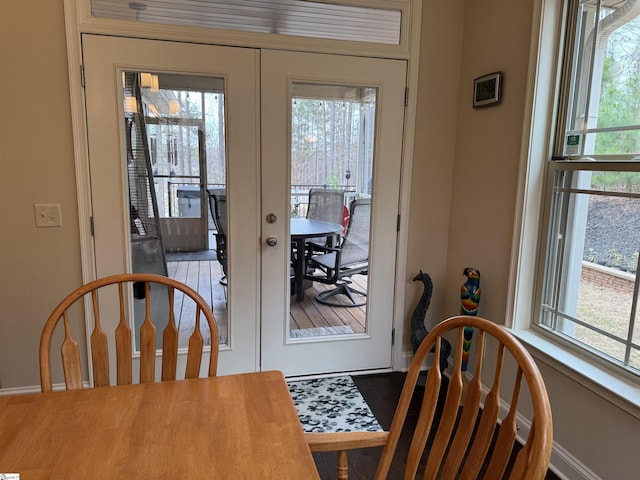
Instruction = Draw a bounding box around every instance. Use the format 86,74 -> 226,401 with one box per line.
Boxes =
83,35 -> 260,376
82,34 -> 406,378
261,50 -> 406,375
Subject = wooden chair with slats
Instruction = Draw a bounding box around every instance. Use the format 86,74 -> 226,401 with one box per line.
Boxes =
306,315 -> 553,480
40,273 -> 219,392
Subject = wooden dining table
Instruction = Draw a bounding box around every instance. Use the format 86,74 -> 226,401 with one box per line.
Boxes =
0,370 -> 319,479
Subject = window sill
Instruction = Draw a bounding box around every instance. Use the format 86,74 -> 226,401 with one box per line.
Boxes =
511,328 -> 640,420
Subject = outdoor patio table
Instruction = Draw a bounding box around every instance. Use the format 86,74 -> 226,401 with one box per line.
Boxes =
290,218 -> 343,302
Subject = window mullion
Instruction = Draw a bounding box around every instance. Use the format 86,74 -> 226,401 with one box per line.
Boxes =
625,261 -> 640,364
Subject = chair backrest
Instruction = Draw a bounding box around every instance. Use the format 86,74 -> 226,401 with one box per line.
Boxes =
206,189 -> 228,273
376,315 -> 553,480
307,188 -> 345,225
40,273 -> 219,392
340,198 -> 371,266
212,193 -> 227,238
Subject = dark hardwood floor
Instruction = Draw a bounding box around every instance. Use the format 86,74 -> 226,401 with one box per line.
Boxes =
312,372 -> 560,480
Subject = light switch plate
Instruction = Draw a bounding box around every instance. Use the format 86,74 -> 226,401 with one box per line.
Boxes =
34,203 -> 63,227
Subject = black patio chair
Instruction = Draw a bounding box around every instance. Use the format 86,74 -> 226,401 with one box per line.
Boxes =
305,187 -> 345,247
206,189 -> 228,285
304,198 -> 371,307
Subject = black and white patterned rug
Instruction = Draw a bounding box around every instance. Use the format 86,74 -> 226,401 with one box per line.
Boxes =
287,376 -> 383,433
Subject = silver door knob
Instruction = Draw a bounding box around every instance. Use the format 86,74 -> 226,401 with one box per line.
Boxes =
266,236 -> 278,247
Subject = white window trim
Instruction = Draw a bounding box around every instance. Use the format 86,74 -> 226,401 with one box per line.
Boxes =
508,0 -> 640,419
514,328 -> 640,418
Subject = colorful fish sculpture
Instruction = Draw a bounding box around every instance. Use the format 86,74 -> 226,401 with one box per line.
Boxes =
460,267 -> 481,316
460,268 -> 481,372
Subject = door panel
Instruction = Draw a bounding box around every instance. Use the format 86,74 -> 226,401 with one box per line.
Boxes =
82,34 -> 260,376
261,50 -> 406,375
83,36 -> 405,379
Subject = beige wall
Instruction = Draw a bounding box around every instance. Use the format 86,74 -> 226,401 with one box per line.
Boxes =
444,2 -> 533,316
0,0 -> 84,388
1,0 -> 639,477
403,1 -> 463,330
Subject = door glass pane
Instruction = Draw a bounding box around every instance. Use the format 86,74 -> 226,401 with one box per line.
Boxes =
121,71 -> 229,350
289,82 -> 376,340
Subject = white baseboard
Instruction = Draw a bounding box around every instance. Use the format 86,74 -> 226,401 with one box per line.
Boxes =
400,350 -> 600,480
0,384 -> 43,396
548,442 -> 602,480
0,382 -> 87,396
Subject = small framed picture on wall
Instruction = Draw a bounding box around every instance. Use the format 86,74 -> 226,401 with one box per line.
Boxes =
473,72 -> 502,108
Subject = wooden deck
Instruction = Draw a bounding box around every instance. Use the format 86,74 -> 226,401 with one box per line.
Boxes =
291,275 -> 367,334
166,256 -> 367,345
166,259 -> 228,346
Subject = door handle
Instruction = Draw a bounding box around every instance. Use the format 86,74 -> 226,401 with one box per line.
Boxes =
266,236 -> 278,247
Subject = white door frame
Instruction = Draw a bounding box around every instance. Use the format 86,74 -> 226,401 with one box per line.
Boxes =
63,0 -> 423,375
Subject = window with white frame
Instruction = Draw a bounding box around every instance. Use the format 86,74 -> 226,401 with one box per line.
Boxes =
535,0 -> 640,379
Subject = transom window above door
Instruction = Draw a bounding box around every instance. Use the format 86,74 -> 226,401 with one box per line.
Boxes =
90,0 -> 402,45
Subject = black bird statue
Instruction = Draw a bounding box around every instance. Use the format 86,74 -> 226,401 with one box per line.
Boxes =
410,271 -> 451,375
